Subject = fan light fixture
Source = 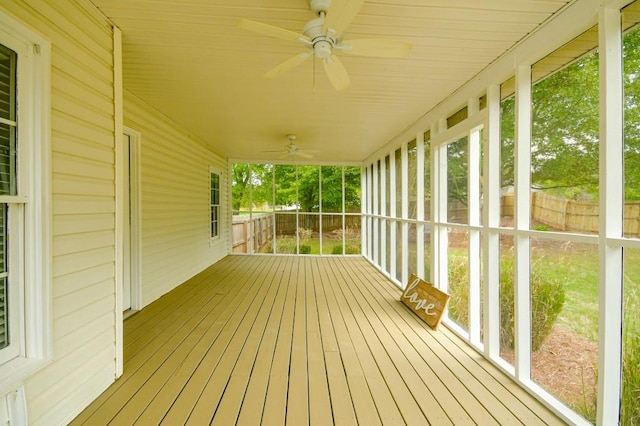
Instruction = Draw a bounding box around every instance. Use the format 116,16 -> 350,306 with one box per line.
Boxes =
238,0 -> 412,91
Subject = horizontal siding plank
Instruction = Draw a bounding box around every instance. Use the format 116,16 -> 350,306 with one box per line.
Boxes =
53,195 -> 115,216
53,176 -> 114,198
53,214 -> 114,236
53,247 -> 114,278
54,230 -> 114,256
52,153 -> 114,180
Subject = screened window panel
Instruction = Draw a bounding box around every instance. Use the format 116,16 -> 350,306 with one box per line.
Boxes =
0,278 -> 6,350
0,46 -> 16,197
210,172 -> 220,238
0,44 -> 16,352
0,204 -> 6,348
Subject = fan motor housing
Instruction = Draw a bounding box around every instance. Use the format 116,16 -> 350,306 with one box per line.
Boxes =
310,0 -> 331,15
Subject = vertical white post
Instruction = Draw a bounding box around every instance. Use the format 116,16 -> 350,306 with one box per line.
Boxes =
468,110 -> 482,346
435,119 -> 449,292
318,166 -> 323,255
484,84 -> 502,359
390,150 -> 397,281
514,64 -> 532,381
360,166 -> 366,257
366,165 -> 373,258
401,143 -> 409,285
598,6 -> 624,425
380,157 -> 387,272
373,161 -> 379,264
113,25 -> 124,378
416,132 -> 425,279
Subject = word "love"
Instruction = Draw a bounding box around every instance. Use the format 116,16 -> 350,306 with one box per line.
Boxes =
402,277 -> 436,316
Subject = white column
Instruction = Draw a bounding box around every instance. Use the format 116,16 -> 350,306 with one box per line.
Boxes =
484,84 -> 502,359
514,64 -> 532,381
416,132 -> 425,279
597,5 -> 624,425
401,143 -> 409,285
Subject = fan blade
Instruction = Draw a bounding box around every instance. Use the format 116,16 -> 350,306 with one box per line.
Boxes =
238,19 -> 310,43
264,51 -> 312,79
323,55 -> 351,91
296,152 -> 314,159
323,0 -> 366,37
339,39 -> 412,58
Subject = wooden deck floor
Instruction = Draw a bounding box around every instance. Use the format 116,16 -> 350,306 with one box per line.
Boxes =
71,255 -> 565,425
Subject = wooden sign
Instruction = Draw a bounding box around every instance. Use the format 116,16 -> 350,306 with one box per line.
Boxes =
400,274 -> 450,330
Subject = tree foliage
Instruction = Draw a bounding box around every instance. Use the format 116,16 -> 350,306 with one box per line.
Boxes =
232,163 -> 361,213
231,163 -> 273,212
499,26 -> 640,201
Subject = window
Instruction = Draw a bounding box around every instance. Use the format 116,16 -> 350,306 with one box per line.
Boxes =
210,169 -> 220,239
0,11 -> 51,393
0,43 -> 16,357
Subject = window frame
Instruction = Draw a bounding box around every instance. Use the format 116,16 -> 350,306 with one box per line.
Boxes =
0,11 -> 52,393
209,167 -> 221,241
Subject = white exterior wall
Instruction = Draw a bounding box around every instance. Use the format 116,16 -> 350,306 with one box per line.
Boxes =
1,1 -> 230,424
0,1 -> 118,425
124,91 -> 228,306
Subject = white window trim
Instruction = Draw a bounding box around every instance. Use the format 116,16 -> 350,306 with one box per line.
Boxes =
0,10 -> 52,393
209,167 -> 222,242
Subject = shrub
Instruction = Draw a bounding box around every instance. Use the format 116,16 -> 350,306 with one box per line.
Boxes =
330,244 -> 360,255
622,291 -> 640,426
299,245 -> 311,254
345,244 -> 360,254
447,256 -> 565,352
447,256 -> 470,329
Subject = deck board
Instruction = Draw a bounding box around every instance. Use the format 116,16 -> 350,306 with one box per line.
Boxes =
70,255 -> 565,425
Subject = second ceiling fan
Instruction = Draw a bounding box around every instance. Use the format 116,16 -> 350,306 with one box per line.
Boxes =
238,0 -> 412,91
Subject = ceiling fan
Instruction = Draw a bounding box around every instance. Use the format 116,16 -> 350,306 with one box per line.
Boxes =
263,134 -> 315,159
238,0 -> 412,91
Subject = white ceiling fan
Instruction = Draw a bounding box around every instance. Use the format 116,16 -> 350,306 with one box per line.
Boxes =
238,0 -> 412,91
263,134 -> 316,159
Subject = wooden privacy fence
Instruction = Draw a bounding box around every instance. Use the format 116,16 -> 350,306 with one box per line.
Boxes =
232,213 -> 274,254
502,192 -> 640,237
232,213 -> 362,253
274,213 -> 362,235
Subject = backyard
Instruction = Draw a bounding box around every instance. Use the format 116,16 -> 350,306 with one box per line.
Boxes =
446,227 -> 640,424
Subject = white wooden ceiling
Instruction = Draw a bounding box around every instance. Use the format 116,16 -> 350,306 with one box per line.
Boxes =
91,0 -> 572,163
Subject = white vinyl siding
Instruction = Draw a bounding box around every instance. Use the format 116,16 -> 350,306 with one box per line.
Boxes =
0,1 -> 117,425
124,92 -> 228,307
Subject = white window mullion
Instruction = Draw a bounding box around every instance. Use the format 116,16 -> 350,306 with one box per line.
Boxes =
434,119 -> 449,293
272,167 -> 276,254
597,5 -> 624,425
401,143 -> 409,285
390,150 -> 397,281
416,132 -> 425,279
514,64 -> 532,382
484,84 -> 502,359
373,161 -> 379,264
318,166 -> 322,255
366,165 -> 373,259
468,121 -> 482,347
380,158 -> 387,272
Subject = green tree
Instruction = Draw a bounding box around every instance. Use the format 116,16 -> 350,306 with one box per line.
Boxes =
232,163 -> 250,212
232,163 -> 273,212
498,27 -> 640,201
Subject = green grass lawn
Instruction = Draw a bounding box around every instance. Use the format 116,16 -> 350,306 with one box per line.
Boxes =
530,243 -> 640,341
